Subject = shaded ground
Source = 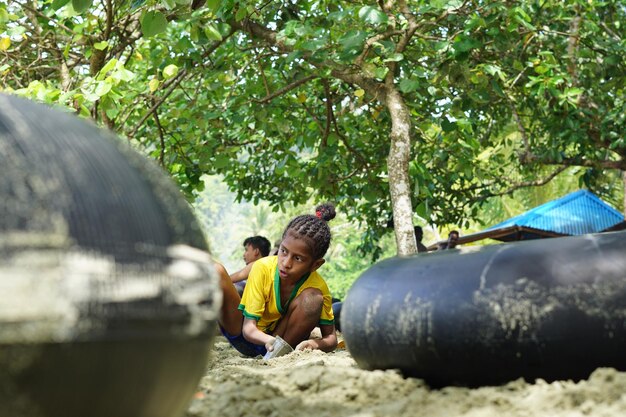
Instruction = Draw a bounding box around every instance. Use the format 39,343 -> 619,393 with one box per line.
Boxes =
185,337 -> 626,417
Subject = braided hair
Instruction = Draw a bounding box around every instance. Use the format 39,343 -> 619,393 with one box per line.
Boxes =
282,203 -> 336,260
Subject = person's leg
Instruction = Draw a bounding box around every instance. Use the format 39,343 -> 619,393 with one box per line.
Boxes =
272,287 -> 323,347
234,280 -> 246,297
214,263 -> 244,336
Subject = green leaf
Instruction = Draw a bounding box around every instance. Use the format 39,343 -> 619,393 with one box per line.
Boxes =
358,6 -> 388,26
149,78 -> 160,92
399,78 -> 419,93
339,31 -> 367,58
204,24 -> 222,41
206,0 -> 220,13
98,58 -> 117,78
162,64 -> 179,79
94,41 -> 109,50
52,0 -> 71,10
490,79 -> 505,97
161,0 -> 176,10
301,39 -> 326,51
140,11 -> 168,38
415,201 -> 430,219
131,0 -> 146,8
95,81 -> 112,97
441,118 -> 457,132
214,154 -> 229,168
383,52 -> 404,63
363,186 -> 378,202
111,65 -> 134,82
453,36 -> 481,53
374,67 -> 388,79
235,7 -> 247,22
72,0 -> 92,13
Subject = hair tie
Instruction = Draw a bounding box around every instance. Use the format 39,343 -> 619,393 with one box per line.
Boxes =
315,210 -> 322,219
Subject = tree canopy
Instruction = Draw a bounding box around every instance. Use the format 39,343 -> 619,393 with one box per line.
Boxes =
2,0 -> 624,258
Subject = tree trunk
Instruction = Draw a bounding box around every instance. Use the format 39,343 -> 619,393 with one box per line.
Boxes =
385,86 -> 416,256
622,170 -> 626,217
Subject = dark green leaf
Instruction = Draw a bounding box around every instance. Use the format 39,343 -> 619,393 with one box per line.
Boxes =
453,36 -> 481,53
204,24 -> 222,41
52,0 -> 71,10
206,0 -> 220,13
399,79 -> 419,93
235,7 -> 247,21
441,118 -> 457,132
72,0 -> 92,13
214,154 -> 229,168
358,6 -> 388,26
141,11 -> 168,38
339,31 -> 367,57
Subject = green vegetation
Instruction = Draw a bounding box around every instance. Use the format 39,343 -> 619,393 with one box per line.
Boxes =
2,0 -> 624,258
194,175 -> 396,299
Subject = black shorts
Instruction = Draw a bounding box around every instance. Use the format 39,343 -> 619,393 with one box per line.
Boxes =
219,326 -> 267,357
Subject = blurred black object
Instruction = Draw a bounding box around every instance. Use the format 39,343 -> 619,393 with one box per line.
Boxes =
0,94 -> 220,417
343,232 -> 626,387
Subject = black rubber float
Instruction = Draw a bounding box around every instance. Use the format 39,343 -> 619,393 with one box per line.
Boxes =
342,232 -> 626,387
0,94 -> 220,417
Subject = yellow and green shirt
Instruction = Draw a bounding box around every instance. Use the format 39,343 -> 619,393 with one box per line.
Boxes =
238,256 -> 335,333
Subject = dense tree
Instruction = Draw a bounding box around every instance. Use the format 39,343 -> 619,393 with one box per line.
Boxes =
2,0 -> 624,258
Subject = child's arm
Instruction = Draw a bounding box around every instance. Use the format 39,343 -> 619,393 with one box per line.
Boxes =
242,317 -> 276,350
295,324 -> 337,352
230,262 -> 253,283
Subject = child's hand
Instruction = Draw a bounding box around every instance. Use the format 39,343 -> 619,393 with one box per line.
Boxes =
264,336 -> 277,352
295,340 -> 316,351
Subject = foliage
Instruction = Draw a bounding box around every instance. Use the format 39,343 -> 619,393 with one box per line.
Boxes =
2,0 -> 625,258
323,220 -> 396,300
194,175 -> 393,297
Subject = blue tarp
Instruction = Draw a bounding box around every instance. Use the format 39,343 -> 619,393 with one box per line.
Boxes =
427,189 -> 625,249
486,189 -> 624,238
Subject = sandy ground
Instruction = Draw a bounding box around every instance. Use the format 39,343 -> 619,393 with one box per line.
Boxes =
185,335 -> 626,417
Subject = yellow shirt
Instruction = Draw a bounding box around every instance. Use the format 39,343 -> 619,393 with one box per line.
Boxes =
238,256 -> 335,333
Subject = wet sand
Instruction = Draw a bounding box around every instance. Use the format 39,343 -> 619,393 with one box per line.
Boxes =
185,336 -> 626,417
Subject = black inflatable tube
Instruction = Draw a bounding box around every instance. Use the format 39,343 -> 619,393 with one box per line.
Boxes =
0,94 -> 219,417
342,231 -> 626,387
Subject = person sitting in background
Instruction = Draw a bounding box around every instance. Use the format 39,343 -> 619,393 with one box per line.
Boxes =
231,235 -> 271,296
414,225 -> 428,253
438,230 -> 460,250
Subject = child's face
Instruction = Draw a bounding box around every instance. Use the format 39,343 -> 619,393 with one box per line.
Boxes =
242,244 -> 259,264
277,234 -> 324,282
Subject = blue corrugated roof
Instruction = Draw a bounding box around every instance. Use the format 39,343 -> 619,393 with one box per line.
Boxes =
486,190 -> 624,236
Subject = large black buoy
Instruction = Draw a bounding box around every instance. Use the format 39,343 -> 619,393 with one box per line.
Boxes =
342,231 -> 626,387
0,94 -> 221,417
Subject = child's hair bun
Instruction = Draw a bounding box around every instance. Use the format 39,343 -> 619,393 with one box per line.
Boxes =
315,203 -> 336,222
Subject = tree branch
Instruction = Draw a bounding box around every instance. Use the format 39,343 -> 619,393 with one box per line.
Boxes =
251,74 -> 317,104
508,99 -> 533,163
556,157 -> 625,170
488,166 -> 569,197
126,31 -> 235,139
329,104 -> 371,169
127,68 -> 189,139
355,29 -> 403,67
322,79 -> 332,145
151,98 -> 166,166
256,50 -> 271,95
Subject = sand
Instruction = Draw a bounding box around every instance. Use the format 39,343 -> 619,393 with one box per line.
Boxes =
185,336 -> 626,417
